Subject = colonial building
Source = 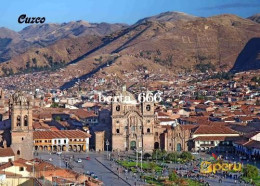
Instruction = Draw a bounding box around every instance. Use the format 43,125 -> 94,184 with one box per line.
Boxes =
162,125 -> 196,152
9,92 -> 34,160
33,130 -> 91,152
192,124 -> 240,152
111,87 -> 155,152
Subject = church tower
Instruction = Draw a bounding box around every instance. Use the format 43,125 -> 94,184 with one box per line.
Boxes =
10,92 -> 34,160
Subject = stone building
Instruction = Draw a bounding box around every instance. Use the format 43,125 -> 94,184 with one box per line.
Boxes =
9,92 -> 34,160
111,86 -> 155,152
161,125 -> 196,152
95,131 -> 105,152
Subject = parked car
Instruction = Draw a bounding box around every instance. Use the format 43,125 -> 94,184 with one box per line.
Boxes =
86,157 -> 91,160
57,152 -> 62,155
90,172 -> 95,177
77,159 -> 82,163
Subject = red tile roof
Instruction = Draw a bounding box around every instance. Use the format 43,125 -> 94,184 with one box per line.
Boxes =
194,125 -> 238,135
0,147 -> 14,157
33,130 -> 91,139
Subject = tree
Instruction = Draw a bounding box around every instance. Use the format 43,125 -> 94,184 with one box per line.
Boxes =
169,171 -> 178,181
166,152 -> 179,162
243,165 -> 258,179
152,149 -> 167,160
180,152 -> 193,161
148,162 -> 156,172
54,116 -> 61,121
51,102 -> 59,108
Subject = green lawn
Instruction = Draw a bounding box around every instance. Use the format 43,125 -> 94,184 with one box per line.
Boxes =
187,179 -> 204,186
242,177 -> 260,186
118,160 -> 163,172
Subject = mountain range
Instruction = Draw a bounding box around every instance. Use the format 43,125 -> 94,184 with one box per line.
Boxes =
0,12 -> 259,78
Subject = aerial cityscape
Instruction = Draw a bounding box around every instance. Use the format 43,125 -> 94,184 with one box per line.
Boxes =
0,0 -> 259,185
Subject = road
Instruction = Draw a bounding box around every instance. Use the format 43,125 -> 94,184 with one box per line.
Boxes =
37,152 -> 130,186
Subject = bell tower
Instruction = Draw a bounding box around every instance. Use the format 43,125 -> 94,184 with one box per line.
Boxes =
10,92 -> 34,160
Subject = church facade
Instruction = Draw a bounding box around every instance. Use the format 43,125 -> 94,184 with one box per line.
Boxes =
110,87 -> 193,153
111,88 -> 155,152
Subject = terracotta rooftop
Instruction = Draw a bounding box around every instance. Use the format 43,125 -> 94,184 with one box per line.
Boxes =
0,147 -> 14,157
244,140 -> 260,149
194,125 -> 238,135
33,130 -> 91,139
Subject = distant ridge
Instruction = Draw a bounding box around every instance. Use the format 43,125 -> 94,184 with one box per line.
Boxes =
248,14 -> 260,23
136,11 -> 198,24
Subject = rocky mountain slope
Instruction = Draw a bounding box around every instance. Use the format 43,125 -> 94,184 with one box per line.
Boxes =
0,21 -> 127,62
231,38 -> 260,72
136,11 -> 197,24
0,12 -> 260,79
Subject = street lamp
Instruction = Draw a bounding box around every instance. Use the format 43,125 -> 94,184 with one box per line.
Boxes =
106,139 -> 109,159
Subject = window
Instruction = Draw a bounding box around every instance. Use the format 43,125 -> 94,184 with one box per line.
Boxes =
24,115 -> 28,126
19,167 -> 24,171
54,140 -> 57,144
21,137 -> 24,141
124,126 -> 128,130
45,140 -> 47,143
131,126 -> 135,131
58,140 -> 61,143
17,116 -> 21,127
146,105 -> 151,111
155,132 -> 159,136
147,128 -> 151,133
116,129 -> 120,134
17,150 -> 20,155
147,120 -> 150,123
116,105 -> 120,111
116,120 -> 119,123
169,143 -> 172,146
64,140 -> 66,143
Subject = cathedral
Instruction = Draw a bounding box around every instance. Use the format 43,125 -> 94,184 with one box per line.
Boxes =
111,86 -> 155,152
111,86 -> 193,153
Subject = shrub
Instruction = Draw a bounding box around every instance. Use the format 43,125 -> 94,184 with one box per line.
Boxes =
180,152 -> 193,161
169,171 -> 178,181
243,164 -> 259,179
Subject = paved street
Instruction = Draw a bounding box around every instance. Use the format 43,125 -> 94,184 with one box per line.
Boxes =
37,152 -> 130,186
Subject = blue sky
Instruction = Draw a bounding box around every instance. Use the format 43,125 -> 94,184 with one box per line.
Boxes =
0,0 -> 259,31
